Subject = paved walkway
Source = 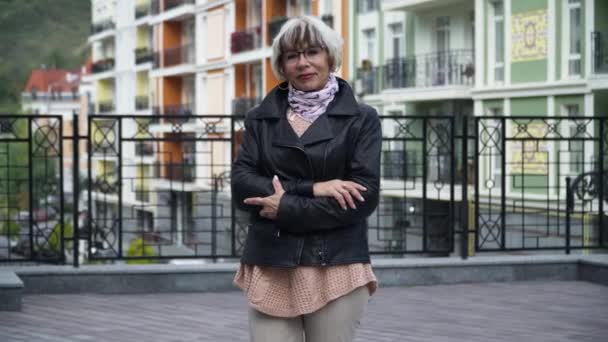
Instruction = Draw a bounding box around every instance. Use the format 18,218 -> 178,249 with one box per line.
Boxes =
1,281 -> 606,342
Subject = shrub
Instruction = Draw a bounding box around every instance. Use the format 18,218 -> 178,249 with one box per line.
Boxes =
0,220 -> 20,240
126,238 -> 157,264
48,222 -> 73,252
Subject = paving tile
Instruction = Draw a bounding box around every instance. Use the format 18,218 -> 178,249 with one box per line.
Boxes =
0,281 -> 606,342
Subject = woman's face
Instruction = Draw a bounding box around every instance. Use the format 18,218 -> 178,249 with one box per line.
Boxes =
281,44 -> 330,92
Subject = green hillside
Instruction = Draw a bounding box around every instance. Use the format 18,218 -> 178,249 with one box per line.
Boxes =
0,0 -> 91,112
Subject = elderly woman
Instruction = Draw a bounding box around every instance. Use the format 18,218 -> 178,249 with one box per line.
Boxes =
231,15 -> 381,342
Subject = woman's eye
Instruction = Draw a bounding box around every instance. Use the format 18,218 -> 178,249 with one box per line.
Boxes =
285,53 -> 298,60
306,49 -> 320,56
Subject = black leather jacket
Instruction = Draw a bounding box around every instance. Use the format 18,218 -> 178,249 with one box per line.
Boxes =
231,78 -> 381,267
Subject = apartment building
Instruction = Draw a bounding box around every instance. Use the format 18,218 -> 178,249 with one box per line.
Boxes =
351,0 -> 608,252
86,0 -> 350,257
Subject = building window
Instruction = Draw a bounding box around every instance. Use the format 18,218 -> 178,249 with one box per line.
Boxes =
388,23 -> 404,60
567,0 -> 582,76
358,0 -> 379,13
362,28 -> 376,64
565,104 -> 584,173
492,0 -> 505,82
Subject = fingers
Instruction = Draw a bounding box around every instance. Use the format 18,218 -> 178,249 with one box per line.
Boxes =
272,175 -> 285,194
331,190 -> 347,210
243,197 -> 266,206
340,188 -> 357,209
259,206 -> 277,220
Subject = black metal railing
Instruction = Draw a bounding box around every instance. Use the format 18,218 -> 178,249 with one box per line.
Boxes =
164,0 -> 194,11
231,27 -> 262,54
135,47 -> 154,64
231,97 -> 262,115
321,14 -> 334,28
135,2 -> 150,18
357,0 -> 380,13
91,19 -> 115,34
154,43 -> 194,68
1,114 -> 606,266
164,163 -> 196,182
135,96 -> 150,110
135,141 -> 155,156
591,31 -> 608,74
356,66 -> 382,95
152,103 -> 193,116
357,50 -> 475,95
91,58 -> 115,74
268,16 -> 288,43
97,101 -> 115,113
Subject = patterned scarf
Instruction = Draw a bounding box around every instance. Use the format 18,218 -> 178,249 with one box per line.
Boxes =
287,73 -> 339,123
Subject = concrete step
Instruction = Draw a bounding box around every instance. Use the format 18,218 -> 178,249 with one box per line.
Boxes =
0,271 -> 23,311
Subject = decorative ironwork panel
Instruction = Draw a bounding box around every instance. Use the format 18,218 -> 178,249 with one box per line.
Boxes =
475,116 -> 607,252
370,116 -> 457,255
0,116 -> 64,264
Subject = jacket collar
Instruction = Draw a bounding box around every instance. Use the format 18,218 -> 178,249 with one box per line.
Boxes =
248,77 -> 360,120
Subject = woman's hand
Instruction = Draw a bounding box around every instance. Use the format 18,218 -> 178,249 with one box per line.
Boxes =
313,180 -> 367,210
243,176 -> 285,220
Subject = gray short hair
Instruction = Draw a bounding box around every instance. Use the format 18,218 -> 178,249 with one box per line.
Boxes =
270,16 -> 343,81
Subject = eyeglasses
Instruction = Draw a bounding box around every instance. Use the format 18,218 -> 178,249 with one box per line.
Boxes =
281,46 -> 325,65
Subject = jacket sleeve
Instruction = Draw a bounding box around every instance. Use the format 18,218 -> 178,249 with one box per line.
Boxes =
231,117 -> 314,213
275,110 -> 381,232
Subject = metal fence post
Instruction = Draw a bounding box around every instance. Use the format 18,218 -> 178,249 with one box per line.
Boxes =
566,177 -> 572,255
461,115 -> 469,260
72,113 -> 80,268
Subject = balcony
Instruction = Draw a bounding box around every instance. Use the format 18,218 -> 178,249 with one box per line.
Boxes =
268,16 -> 288,43
135,141 -> 155,156
91,58 -> 115,74
98,100 -> 115,113
232,97 -> 262,115
91,19 -> 115,34
150,0 -> 194,14
357,0 -> 380,13
162,163 -> 195,182
356,50 -> 474,95
153,103 -> 193,115
135,3 -> 150,18
136,96 -> 150,110
135,47 -> 154,64
592,31 -> 608,74
383,0 -> 465,12
230,27 -> 262,54
164,0 -> 194,11
321,14 -> 334,28
154,43 -> 195,68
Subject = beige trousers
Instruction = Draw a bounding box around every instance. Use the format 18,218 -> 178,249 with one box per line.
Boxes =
248,286 -> 369,342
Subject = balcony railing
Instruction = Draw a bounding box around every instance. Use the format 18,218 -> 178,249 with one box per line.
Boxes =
321,14 -> 334,28
163,163 -> 196,182
164,0 -> 194,11
91,58 -> 115,74
153,103 -> 193,115
135,3 -> 150,18
592,31 -> 608,74
135,141 -> 155,156
98,100 -> 115,113
356,50 -> 475,95
136,96 -> 150,110
268,16 -> 288,43
154,43 -> 195,68
135,47 -> 154,64
232,97 -> 262,115
91,19 -> 115,34
357,0 -> 380,13
22,93 -> 79,102
231,27 -> 262,54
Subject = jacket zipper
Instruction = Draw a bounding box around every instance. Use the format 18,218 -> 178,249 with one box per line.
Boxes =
274,143 -> 314,238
